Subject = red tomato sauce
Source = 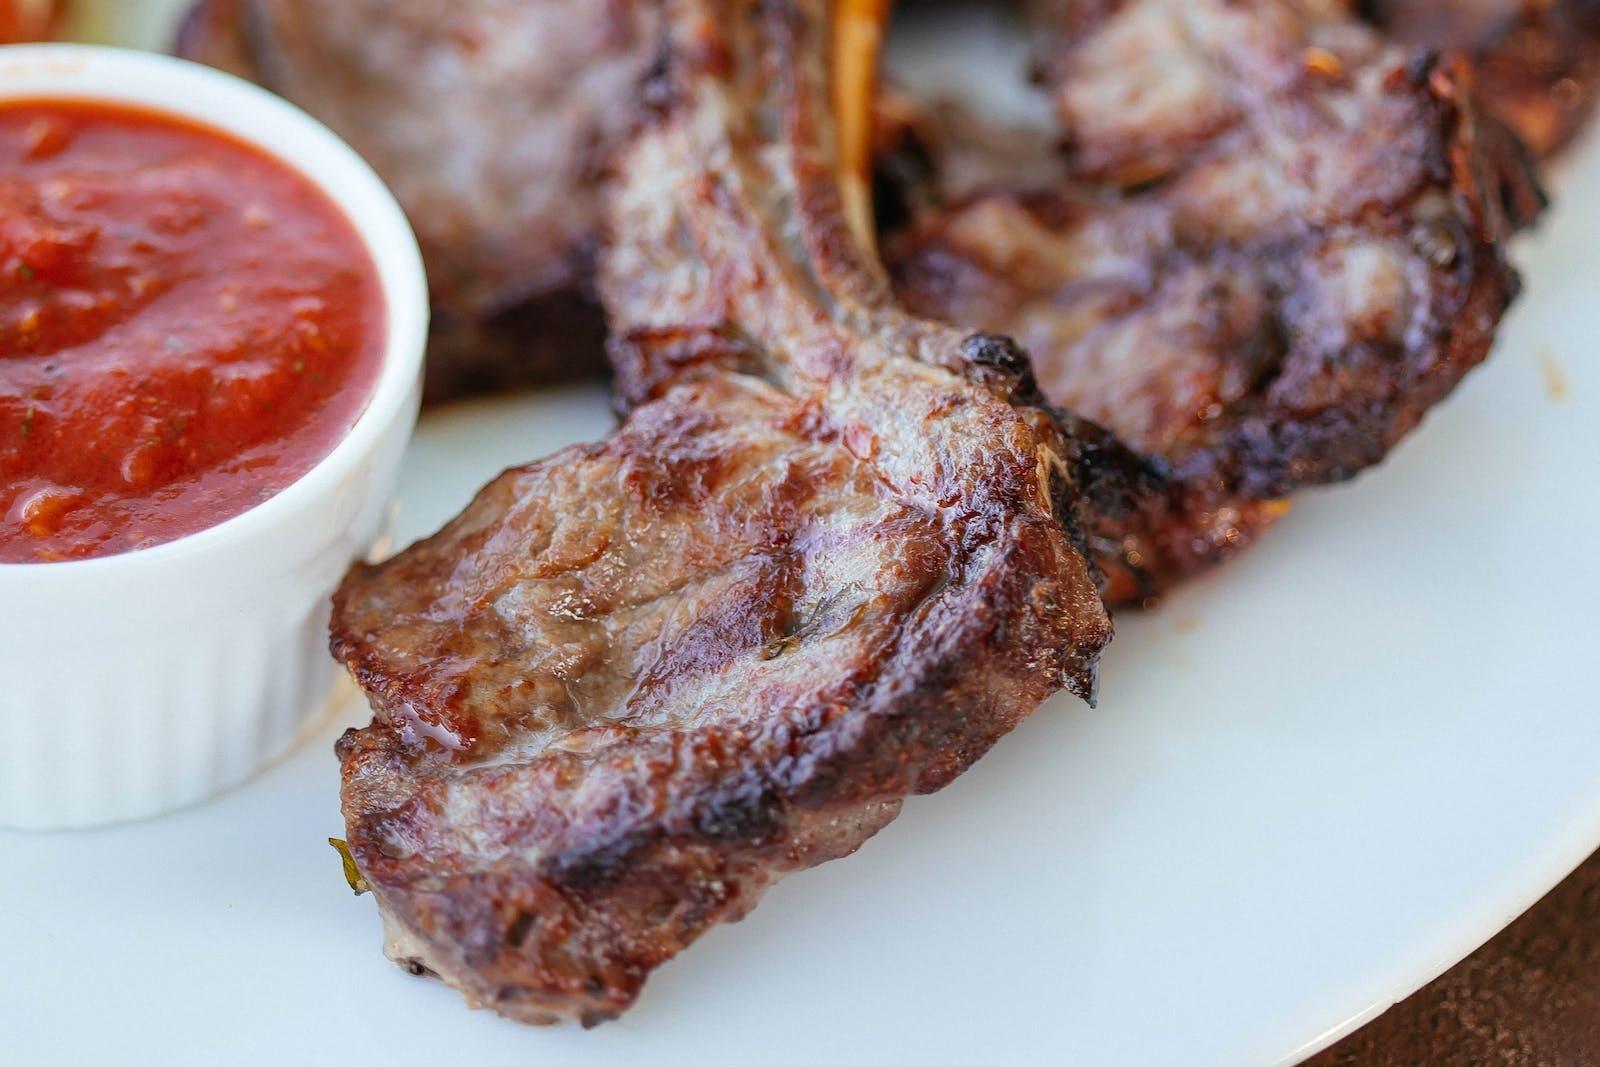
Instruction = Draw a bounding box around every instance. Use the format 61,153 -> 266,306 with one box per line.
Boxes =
0,100 -> 386,563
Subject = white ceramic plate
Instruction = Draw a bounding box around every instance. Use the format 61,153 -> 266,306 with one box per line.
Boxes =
4,7 -> 1599,1066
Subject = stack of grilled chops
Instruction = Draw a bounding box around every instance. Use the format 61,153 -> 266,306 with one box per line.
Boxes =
179,0 -> 1587,1025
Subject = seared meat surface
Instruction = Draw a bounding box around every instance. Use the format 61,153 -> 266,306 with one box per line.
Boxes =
329,0 -> 1109,1025
886,0 -> 1537,602
1363,0 -> 1600,158
177,0 -> 657,401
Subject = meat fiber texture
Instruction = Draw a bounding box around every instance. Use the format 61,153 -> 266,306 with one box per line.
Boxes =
329,0 -> 1110,1026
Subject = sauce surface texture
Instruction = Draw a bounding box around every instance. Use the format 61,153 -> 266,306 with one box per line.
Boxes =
1,99 -> 385,563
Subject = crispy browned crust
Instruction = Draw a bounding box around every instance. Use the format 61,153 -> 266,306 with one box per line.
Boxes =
175,0 -> 648,402
329,0 -> 1110,1026
886,0 -> 1540,603
1363,0 -> 1600,159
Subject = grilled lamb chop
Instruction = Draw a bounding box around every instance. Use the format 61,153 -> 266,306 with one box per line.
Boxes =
1362,0 -> 1600,158
329,0 -> 1110,1025
885,0 -> 1538,602
176,0 -> 659,401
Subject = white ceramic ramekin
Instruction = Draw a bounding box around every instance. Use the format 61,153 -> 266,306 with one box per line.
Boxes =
0,46 -> 428,831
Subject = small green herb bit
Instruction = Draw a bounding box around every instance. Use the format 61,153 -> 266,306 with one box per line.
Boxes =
328,837 -> 371,896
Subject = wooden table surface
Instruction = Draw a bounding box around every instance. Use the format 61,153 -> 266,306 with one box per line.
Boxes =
1308,849 -> 1600,1066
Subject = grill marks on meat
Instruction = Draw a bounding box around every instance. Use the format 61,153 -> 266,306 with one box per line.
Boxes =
885,0 -> 1536,603
1362,0 -> 1600,158
177,0 -> 658,401
329,0 -> 1110,1025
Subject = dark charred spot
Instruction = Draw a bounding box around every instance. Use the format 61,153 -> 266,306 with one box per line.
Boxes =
333,726 -> 361,761
960,332 -> 1030,376
694,777 -> 784,843
872,116 -> 938,235
506,910 -> 536,949
960,332 -> 1047,405
550,835 -> 641,890
1401,47 -> 1444,92
639,36 -> 680,116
